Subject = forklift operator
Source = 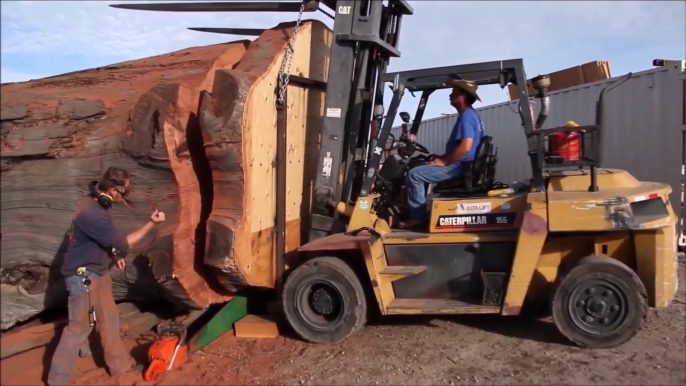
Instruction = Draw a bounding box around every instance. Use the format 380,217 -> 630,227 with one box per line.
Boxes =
48,167 -> 166,386
400,80 -> 484,229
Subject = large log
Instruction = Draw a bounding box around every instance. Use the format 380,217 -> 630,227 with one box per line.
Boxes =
0,19 -> 334,330
198,20 -> 331,290
0,41 -> 248,329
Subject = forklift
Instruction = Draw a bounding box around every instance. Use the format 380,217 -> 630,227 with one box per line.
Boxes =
270,1 -> 679,349
111,0 -> 678,351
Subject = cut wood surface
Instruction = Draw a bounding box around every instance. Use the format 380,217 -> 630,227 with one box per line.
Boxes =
198,20 -> 331,290
1,19 -> 334,330
0,41 -> 248,329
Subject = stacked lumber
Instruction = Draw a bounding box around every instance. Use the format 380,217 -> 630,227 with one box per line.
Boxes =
0,20 -> 332,330
508,60 -> 611,100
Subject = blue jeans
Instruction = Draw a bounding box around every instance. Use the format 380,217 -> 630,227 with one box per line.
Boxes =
406,163 -> 463,221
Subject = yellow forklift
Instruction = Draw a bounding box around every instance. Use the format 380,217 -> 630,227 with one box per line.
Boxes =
282,59 -> 679,349
110,0 -> 679,351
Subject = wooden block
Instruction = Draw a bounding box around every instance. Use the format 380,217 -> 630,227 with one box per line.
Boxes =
547,65 -> 585,91
581,61 -> 612,84
234,314 -> 280,339
509,60 -> 612,100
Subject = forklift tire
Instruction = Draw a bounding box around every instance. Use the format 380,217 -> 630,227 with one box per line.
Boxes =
550,255 -> 648,349
282,256 -> 368,344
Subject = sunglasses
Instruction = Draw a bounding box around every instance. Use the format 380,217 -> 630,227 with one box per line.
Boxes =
113,181 -> 132,198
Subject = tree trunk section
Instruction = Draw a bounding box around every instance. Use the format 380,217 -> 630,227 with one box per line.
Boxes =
0,41 -> 247,329
198,20 -> 332,290
1,19 -> 333,330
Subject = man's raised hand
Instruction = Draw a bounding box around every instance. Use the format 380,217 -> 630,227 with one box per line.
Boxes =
150,209 -> 166,224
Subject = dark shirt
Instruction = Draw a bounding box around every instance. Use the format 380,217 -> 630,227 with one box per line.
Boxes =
61,196 -> 130,277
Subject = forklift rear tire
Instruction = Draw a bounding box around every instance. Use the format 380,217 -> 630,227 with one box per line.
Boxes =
550,255 -> 648,349
282,256 -> 368,344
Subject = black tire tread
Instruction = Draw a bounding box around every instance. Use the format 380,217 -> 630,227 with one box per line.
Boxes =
282,256 -> 368,344
550,255 -> 648,349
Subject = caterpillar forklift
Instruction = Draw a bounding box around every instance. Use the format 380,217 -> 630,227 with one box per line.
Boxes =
110,0 -> 679,350
269,1 -> 678,349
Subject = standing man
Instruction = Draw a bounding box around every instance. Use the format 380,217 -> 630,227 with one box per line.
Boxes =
48,167 -> 166,386
400,79 -> 485,229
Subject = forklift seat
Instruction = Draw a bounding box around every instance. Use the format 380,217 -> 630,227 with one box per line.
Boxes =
432,135 -> 497,196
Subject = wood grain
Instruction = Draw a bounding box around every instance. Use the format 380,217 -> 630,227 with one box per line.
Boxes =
198,20 -> 332,291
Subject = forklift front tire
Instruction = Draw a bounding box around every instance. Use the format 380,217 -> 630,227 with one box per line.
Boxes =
282,256 -> 368,344
550,255 -> 648,349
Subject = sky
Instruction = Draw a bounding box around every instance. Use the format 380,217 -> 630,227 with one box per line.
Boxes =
1,0 -> 685,123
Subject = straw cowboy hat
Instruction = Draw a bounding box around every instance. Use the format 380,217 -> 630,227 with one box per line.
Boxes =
447,79 -> 482,102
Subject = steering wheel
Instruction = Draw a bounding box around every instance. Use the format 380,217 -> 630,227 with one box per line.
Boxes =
403,137 -> 430,154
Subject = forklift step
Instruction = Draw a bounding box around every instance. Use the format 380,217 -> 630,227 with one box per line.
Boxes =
378,266 -> 427,282
386,299 -> 500,315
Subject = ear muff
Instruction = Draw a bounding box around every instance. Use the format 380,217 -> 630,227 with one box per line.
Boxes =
88,180 -> 115,209
97,192 -> 113,209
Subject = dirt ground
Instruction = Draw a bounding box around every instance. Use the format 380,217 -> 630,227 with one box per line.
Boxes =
2,256 -> 685,386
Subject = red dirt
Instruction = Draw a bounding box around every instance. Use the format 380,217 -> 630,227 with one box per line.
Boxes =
3,257 -> 684,386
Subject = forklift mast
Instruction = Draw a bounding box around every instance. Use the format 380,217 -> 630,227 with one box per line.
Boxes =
309,0 -> 413,241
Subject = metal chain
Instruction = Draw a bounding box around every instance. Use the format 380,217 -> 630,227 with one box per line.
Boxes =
277,2 -> 305,105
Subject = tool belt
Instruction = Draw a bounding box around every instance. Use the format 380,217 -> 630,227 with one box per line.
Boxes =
76,267 -> 97,327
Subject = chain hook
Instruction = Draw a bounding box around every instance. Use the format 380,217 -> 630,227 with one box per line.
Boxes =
277,2 -> 305,105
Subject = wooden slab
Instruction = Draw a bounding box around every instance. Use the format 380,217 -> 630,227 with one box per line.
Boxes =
508,60 -> 613,100
198,20 -> 332,291
581,60 -> 612,83
234,314 -> 279,339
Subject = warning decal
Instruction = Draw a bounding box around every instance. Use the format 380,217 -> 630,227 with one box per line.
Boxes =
435,212 -> 517,229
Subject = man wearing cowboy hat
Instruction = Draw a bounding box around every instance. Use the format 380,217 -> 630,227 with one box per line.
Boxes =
400,79 -> 484,229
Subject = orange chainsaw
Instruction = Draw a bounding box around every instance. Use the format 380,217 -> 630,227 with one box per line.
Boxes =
143,324 -> 188,381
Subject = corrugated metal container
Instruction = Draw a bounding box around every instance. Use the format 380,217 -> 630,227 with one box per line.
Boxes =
391,63 -> 685,231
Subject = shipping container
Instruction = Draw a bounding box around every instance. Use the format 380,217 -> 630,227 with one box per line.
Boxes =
391,61 -> 686,242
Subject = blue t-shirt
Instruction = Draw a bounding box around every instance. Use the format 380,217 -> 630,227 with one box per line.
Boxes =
444,107 -> 484,163
61,196 -> 130,276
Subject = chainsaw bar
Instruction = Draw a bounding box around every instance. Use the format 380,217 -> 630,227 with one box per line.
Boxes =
109,1 -> 320,13
187,27 -> 266,36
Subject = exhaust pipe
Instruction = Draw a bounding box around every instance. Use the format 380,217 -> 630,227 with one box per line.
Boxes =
531,75 -> 551,129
